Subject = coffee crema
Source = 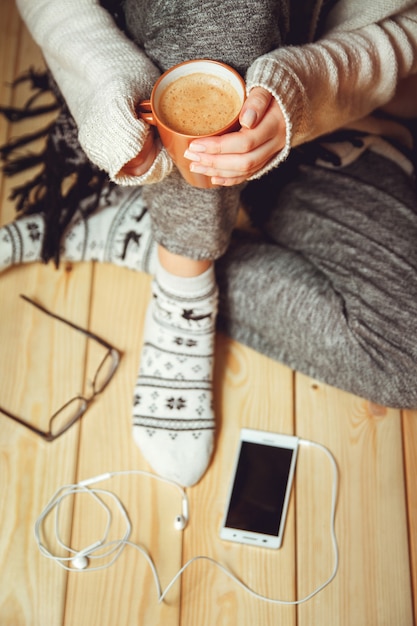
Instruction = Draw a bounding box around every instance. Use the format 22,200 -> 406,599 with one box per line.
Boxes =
158,72 -> 242,136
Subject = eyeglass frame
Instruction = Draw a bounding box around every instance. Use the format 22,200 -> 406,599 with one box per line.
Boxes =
0,294 -> 121,441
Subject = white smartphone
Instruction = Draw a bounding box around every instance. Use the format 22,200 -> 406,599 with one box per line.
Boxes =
220,429 -> 299,549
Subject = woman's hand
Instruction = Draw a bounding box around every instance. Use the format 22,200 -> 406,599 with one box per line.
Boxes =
119,128 -> 161,178
184,87 -> 286,186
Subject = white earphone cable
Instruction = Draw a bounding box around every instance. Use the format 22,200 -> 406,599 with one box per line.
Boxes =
34,439 -> 338,605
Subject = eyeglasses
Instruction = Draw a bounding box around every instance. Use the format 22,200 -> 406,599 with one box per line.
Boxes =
0,295 -> 121,441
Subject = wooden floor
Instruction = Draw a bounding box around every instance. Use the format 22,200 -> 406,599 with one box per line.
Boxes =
0,2 -> 416,624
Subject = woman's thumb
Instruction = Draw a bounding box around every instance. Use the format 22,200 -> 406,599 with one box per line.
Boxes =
240,87 -> 273,129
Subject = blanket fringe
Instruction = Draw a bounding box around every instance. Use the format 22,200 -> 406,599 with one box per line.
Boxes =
0,67 -> 112,267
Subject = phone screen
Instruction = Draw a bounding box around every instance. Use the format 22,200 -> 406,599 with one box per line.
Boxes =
224,441 -> 296,536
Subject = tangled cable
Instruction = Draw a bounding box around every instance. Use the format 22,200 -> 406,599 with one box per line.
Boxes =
34,440 -> 339,605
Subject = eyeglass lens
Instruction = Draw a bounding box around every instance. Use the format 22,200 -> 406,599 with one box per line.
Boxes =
48,349 -> 120,439
48,397 -> 88,440
92,349 -> 120,395
0,296 -> 121,441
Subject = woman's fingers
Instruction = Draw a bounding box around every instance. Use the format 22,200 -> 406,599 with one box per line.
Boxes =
187,136 -> 279,182
184,92 -> 286,183
119,129 -> 161,177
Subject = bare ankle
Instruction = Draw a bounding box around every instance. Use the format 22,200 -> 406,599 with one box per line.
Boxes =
158,245 -> 212,277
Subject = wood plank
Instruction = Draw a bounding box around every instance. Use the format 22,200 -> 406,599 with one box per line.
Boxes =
295,374 -> 414,626
0,5 -> 94,624
2,2 -> 415,626
0,263 -> 93,626
0,4 -> 55,225
181,338 -> 297,625
63,265 -> 182,626
403,409 -> 417,621
0,0 -> 23,209
0,0 -> 22,137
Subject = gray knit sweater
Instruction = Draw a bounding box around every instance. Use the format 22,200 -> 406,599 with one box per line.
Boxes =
16,0 -> 417,184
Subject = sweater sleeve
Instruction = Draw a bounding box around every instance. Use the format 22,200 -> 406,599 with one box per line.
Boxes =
245,5 -> 417,179
16,0 -> 173,185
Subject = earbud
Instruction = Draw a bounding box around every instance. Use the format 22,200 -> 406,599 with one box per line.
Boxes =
174,514 -> 187,531
35,469 -> 190,573
174,497 -> 189,530
71,554 -> 89,570
70,541 -> 101,570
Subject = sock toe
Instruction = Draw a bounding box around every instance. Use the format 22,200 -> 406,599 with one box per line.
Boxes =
132,427 -> 214,487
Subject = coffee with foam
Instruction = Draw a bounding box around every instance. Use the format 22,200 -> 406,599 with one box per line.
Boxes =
158,72 -> 242,136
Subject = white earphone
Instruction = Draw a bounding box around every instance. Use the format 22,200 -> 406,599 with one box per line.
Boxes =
35,439 -> 339,605
34,469 -> 189,573
78,470 -> 189,532
71,542 -> 101,570
174,504 -> 188,530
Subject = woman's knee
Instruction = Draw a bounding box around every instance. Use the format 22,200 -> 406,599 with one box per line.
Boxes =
349,312 -> 417,409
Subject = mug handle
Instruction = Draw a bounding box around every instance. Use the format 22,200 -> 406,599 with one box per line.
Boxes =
137,100 -> 156,125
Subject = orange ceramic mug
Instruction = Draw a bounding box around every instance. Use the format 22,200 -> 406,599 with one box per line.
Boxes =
137,59 -> 246,189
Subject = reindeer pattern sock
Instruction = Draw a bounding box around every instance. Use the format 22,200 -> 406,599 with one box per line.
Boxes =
0,187 -> 157,274
0,213 -> 45,270
132,261 -> 218,487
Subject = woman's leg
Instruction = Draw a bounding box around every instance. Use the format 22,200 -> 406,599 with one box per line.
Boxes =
216,152 -> 417,408
132,168 -> 243,487
0,186 -> 157,273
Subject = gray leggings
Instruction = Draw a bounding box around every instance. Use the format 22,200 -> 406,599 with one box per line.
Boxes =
123,1 -> 417,407
125,0 -> 289,259
216,151 -> 417,409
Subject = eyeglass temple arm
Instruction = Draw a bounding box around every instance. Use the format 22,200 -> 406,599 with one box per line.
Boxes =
0,404 -> 52,440
20,294 -> 119,354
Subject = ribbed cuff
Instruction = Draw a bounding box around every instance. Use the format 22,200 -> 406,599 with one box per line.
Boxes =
156,260 -> 216,298
245,57 -> 309,178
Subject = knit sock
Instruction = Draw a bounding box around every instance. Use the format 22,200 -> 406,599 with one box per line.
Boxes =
132,261 -> 218,487
0,213 -> 45,270
62,187 -> 157,272
0,187 -> 157,274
